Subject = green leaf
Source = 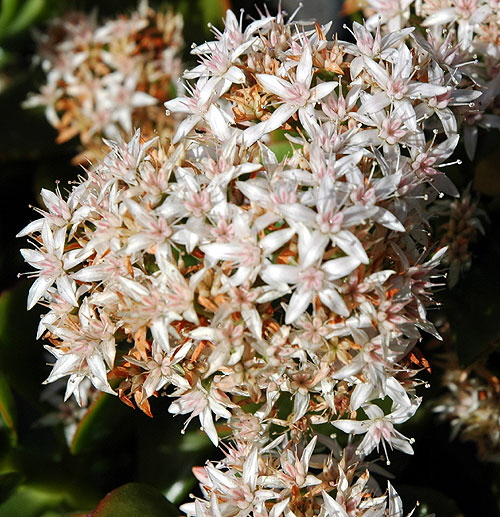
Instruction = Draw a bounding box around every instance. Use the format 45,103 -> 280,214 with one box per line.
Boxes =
2,0 -> 45,39
0,472 -> 23,504
0,0 -> 19,39
89,483 -> 179,517
0,282 -> 46,404
0,484 -> 66,517
199,0 -> 226,28
70,393 -> 127,455
0,373 -> 16,445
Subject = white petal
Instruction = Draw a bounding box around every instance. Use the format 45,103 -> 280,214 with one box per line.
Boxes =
322,256 -> 361,280
260,264 -> 300,285
259,228 -> 295,256
296,45 -> 313,87
422,8 -> 456,26
256,74 -> 293,98
318,288 -> 349,317
322,491 -> 349,517
27,276 -> 55,309
373,207 -> 405,231
331,419 -> 367,435
334,230 -> 369,264
285,286 -> 313,324
310,81 -> 337,101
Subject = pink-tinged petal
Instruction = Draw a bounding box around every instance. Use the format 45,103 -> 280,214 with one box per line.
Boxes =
242,308 -> 262,339
322,491 -> 349,517
311,82 -> 337,102
172,115 -> 201,144
318,288 -> 349,316
300,230 -> 329,268
332,356 -> 365,380
259,228 -> 295,255
357,91 -> 391,115
225,65 -> 246,84
469,5 -> 491,24
349,56 -> 364,80
131,91 -> 157,107
331,419 -> 367,435
87,354 -> 114,393
44,352 -> 80,383
17,219 -> 44,238
393,99 -> 417,131
200,408 -> 219,446
342,205 -> 377,226
286,286 -> 314,324
356,430 -> 378,456
27,276 -> 55,310
270,498 -> 291,517
118,277 -> 150,301
296,44 -> 313,87
380,27 -> 414,49
373,207 -> 405,232
64,248 -> 92,270
348,129 -> 381,147
280,203 -> 317,225
433,174 -> 459,198
363,57 -> 389,89
198,76 -> 225,107
391,435 -> 414,455
64,374 -> 86,405
350,382 -> 375,411
298,104 -> 319,138
164,97 -> 193,114
387,483 -> 404,516
322,256 -> 361,280
241,120 -> 268,147
263,102 -> 299,132
55,275 -> 78,306
407,83 -> 448,98
433,133 -> 460,159
206,104 -> 232,141
20,248 -> 43,268
243,448 -> 259,490
422,8 -> 456,26
256,73 -> 293,98
301,435 -> 317,470
293,391 -> 310,421
260,264 -> 300,285
334,230 -> 369,264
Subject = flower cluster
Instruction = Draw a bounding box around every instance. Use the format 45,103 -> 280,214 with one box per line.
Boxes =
351,0 -> 500,160
432,186 -> 485,287
23,1 -> 183,163
181,434 -> 410,516
19,6 -> 483,515
434,355 -> 500,461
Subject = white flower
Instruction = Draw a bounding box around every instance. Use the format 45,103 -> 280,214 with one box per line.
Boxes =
242,45 -> 336,145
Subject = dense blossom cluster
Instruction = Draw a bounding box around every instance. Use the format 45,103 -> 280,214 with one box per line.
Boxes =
432,187 -> 485,287
23,1 -> 183,163
354,0 -> 500,160
434,355 -> 500,461
19,6 -> 491,515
